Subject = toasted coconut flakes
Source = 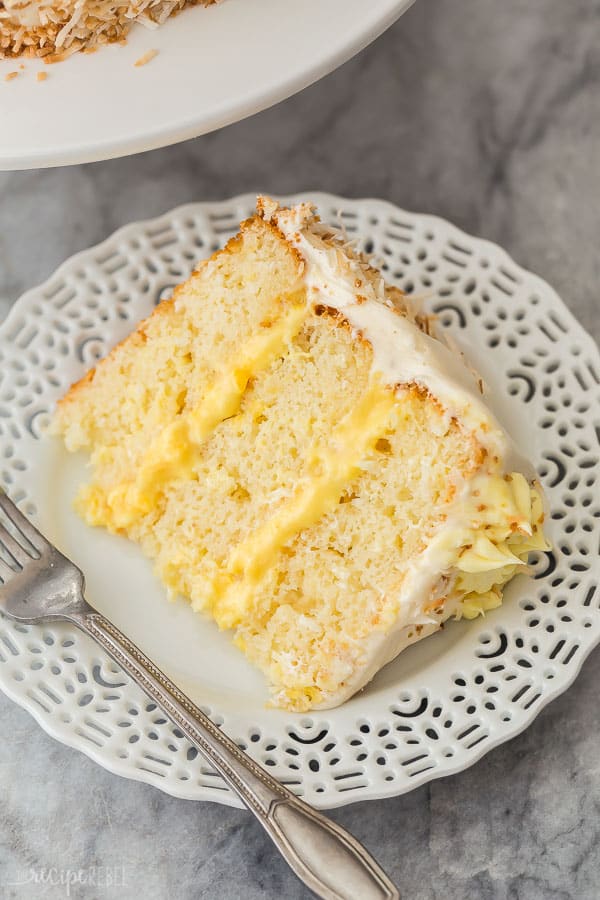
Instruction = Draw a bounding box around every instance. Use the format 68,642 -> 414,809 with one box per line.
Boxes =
37,69 -> 48,80
5,70 -> 19,80
1,0 -> 216,60
134,47 -> 158,66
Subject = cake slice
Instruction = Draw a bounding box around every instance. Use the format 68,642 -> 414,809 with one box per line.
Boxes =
52,197 -> 549,711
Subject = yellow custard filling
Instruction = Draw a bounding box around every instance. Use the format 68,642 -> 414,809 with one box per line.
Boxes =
78,300 -> 307,531
202,376 -> 396,628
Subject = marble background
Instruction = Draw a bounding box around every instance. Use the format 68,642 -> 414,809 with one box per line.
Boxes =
0,0 -> 599,897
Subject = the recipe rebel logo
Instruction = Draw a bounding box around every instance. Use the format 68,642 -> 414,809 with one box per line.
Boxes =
3,864 -> 128,896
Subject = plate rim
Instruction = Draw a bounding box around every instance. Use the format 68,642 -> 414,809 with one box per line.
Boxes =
1,190 -> 598,809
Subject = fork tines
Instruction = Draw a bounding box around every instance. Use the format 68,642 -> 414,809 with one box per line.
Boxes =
0,492 -> 45,579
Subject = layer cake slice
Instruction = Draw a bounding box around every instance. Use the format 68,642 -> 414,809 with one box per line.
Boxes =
52,197 -> 549,711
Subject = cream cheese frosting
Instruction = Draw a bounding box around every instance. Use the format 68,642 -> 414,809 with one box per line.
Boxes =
260,198 -> 508,458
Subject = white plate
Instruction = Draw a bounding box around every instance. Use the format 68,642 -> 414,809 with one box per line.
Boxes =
0,0 -> 414,170
0,193 -> 598,809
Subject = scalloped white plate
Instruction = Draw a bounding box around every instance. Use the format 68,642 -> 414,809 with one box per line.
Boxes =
0,0 -> 414,170
0,193 -> 598,809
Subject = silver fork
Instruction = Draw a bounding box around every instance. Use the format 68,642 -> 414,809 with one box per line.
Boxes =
0,490 -> 399,900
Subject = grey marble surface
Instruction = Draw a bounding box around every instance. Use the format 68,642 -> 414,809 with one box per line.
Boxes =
1,1 -> 599,898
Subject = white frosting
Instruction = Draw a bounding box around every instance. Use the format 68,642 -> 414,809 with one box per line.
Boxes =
267,201 -> 509,460
312,493 -> 469,708
261,198 -> 534,708
314,610 -> 458,710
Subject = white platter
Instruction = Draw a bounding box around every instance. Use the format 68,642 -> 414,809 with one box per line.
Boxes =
0,0 -> 414,170
0,193 -> 598,809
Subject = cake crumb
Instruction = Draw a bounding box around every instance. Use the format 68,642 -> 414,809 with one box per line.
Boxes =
5,71 -> 19,81
37,71 -> 48,82
134,49 -> 158,67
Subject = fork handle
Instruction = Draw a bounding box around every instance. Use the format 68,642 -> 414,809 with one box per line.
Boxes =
74,610 -> 399,900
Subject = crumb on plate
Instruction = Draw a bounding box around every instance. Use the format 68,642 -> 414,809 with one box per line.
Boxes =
134,48 -> 158,67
